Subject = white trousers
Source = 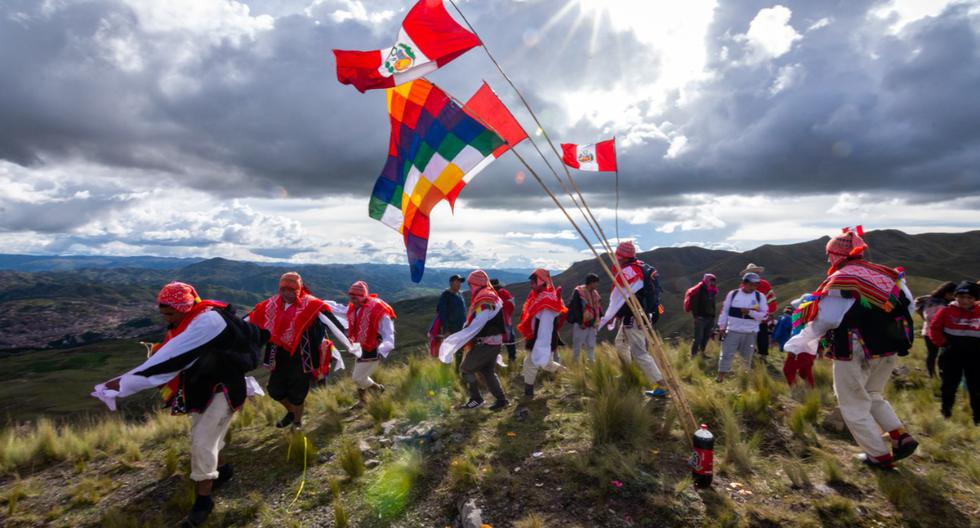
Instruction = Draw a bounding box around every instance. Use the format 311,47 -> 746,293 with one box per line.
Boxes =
190,395 -> 234,482
352,360 -> 379,389
522,353 -> 561,385
833,355 -> 903,457
615,324 -> 663,385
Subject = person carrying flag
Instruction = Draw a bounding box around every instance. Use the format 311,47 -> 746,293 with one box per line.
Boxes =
597,241 -> 669,398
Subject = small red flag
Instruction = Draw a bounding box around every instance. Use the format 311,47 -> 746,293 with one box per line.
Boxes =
561,139 -> 617,172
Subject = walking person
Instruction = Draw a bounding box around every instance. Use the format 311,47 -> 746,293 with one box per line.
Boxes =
439,271 -> 509,410
597,241 -> 669,397
715,273 -> 769,382
567,273 -> 603,362
92,282 -> 269,527
685,273 -> 718,357
741,264 -> 777,362
928,281 -> 980,425
432,274 -> 466,362
248,272 -> 351,429
785,227 -> 919,468
346,281 -> 395,406
915,281 -> 958,378
517,269 -> 567,398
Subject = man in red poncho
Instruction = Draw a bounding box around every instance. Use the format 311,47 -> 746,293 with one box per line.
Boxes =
93,282 -> 269,527
248,272 -> 351,429
438,270 -> 509,410
597,241 -> 670,398
785,227 -> 918,469
346,280 -> 395,405
518,269 -> 567,398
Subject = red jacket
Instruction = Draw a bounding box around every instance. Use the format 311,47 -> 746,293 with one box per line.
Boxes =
929,303 -> 980,349
756,279 -> 778,316
498,287 -> 515,324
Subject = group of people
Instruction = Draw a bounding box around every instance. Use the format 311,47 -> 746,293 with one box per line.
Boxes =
90,230 -> 978,526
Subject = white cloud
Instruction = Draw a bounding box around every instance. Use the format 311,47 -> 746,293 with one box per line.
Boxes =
872,0 -> 962,33
736,5 -> 802,64
769,63 -> 804,96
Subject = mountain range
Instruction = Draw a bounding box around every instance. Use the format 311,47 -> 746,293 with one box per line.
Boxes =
1,229 -> 977,353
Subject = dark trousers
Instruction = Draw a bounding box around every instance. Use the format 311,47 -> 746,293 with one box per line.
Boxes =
939,346 -> 979,424
691,316 -> 714,356
460,343 -> 506,403
925,337 -> 940,378
756,322 -> 770,357
505,326 -> 517,361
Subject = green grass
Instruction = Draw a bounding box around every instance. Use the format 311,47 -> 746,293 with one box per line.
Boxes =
365,449 -> 422,520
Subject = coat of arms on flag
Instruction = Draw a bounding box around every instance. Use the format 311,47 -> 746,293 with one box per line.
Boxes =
561,139 -> 617,172
334,0 -> 480,92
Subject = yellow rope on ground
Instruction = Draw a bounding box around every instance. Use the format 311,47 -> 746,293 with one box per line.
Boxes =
285,432 -> 308,509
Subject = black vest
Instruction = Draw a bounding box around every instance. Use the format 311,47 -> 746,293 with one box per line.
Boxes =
476,309 -> 506,338
826,293 -> 914,360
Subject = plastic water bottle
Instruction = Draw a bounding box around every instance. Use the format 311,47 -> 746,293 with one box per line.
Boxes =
691,424 -> 714,488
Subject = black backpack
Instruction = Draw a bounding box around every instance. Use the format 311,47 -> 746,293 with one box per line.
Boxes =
215,307 -> 271,373
637,261 -> 663,323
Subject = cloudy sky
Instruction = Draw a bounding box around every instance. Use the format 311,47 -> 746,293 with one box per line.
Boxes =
1,0 -> 978,272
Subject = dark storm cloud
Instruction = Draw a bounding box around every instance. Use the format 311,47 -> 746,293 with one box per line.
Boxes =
0,0 -> 978,219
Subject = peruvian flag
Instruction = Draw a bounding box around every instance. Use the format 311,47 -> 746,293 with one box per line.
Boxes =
561,139 -> 617,172
333,0 -> 480,93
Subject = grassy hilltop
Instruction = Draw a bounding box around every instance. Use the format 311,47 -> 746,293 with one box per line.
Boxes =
1,338 -> 979,527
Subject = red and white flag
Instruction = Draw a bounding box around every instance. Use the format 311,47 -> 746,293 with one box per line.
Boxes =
333,0 -> 480,93
561,139 -> 617,172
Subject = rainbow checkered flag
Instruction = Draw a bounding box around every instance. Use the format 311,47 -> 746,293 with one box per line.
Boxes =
369,79 -> 506,282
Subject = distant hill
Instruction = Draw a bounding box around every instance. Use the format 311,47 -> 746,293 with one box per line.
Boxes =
394,229 -> 980,348
0,254 -> 205,272
0,258 -> 531,350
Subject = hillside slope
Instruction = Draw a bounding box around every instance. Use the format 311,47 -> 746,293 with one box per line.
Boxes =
1,341 -> 978,527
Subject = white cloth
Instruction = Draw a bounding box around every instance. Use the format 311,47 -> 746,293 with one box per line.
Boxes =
833,354 -> 903,457
92,310 -> 226,411
598,279 -> 643,330
717,289 -> 769,334
378,315 -> 395,358
438,300 -> 502,364
324,300 -> 349,328
319,312 -> 355,352
530,310 -> 558,367
784,293 -> 854,356
190,395 -> 234,481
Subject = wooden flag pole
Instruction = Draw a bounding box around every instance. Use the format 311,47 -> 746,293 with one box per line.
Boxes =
447,0 -> 697,437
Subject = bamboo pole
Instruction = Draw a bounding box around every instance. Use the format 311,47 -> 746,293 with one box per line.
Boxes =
446,0 -> 697,437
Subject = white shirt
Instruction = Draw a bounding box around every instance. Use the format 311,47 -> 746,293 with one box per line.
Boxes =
438,300 -> 503,364
93,310 -> 227,410
376,314 -> 396,358
718,288 -> 769,334
598,277 -> 644,330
